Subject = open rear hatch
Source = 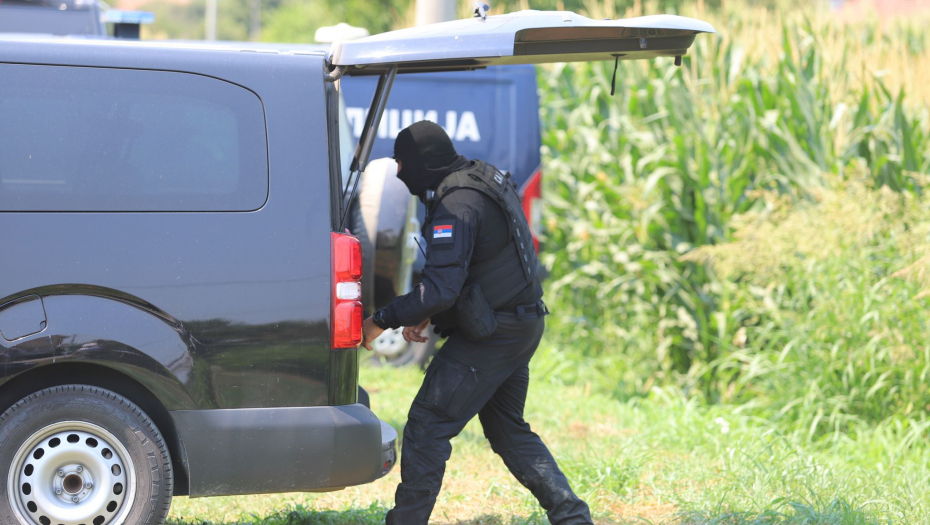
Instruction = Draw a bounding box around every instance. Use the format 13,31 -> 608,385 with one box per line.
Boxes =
330,10 -> 714,75
329,9 -> 714,230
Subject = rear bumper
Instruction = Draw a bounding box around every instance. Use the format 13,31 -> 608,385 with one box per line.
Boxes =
380,419 -> 398,476
171,403 -> 397,497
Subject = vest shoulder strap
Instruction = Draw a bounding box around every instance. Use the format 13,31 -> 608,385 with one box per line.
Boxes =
430,161 -> 541,309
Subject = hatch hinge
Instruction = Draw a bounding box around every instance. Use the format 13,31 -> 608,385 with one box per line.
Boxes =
325,64 -> 346,82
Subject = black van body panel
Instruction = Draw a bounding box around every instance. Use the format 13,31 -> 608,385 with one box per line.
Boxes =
0,41 -> 336,411
1,293 -> 201,410
171,403 -> 383,497
0,39 -> 383,496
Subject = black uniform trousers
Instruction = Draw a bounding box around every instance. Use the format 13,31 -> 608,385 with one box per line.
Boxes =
386,312 -> 593,525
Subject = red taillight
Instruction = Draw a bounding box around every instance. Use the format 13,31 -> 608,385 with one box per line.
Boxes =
331,232 -> 363,348
521,167 -> 542,253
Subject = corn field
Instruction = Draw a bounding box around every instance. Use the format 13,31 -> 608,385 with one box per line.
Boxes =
538,1 -> 930,439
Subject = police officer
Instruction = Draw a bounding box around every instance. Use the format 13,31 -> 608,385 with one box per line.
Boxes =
360,121 -> 594,525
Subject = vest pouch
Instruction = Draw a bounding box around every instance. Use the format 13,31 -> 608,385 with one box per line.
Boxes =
454,283 -> 498,341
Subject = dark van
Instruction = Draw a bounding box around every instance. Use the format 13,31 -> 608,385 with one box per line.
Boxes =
0,11 -> 712,525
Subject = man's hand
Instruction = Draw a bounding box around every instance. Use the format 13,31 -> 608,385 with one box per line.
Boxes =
361,317 -> 385,351
403,318 -> 431,343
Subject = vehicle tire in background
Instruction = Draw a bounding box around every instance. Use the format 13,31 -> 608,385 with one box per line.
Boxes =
350,158 -> 418,316
351,158 -> 435,367
370,324 -> 439,368
0,385 -> 173,525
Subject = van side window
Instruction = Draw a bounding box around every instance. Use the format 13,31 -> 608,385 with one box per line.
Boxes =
0,64 -> 268,212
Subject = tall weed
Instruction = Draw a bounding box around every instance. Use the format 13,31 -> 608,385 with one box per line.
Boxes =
686,174 -> 930,434
539,1 -> 930,436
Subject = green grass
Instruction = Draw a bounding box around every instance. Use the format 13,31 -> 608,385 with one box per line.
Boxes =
166,361 -> 930,525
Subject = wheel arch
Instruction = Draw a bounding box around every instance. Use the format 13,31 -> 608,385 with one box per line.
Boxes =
0,363 -> 191,496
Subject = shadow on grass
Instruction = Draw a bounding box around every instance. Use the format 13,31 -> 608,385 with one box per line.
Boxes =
167,503 -> 550,525
166,503 -> 386,525
167,499 -> 880,525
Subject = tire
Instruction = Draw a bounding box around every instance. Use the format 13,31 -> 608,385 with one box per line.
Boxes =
370,325 -> 439,368
0,385 -> 172,525
351,159 -> 386,317
353,158 -> 420,315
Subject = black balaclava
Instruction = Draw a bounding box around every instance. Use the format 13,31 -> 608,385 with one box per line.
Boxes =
393,121 -> 468,199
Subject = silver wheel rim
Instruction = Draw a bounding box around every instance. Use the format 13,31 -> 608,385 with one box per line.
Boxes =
7,421 -> 136,525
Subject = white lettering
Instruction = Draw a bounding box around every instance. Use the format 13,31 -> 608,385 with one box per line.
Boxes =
414,110 -> 439,124
443,111 -> 457,138
454,111 -> 481,142
345,108 -> 482,143
346,107 -> 366,138
377,110 -> 388,139
401,109 -> 414,130
388,108 -> 402,139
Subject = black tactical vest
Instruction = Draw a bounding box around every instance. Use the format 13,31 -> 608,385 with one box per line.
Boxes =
426,160 -> 541,310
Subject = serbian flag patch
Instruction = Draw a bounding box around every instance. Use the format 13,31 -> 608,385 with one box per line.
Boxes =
433,224 -> 453,239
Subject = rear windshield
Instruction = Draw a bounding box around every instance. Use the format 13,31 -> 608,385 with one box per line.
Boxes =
0,64 -> 269,212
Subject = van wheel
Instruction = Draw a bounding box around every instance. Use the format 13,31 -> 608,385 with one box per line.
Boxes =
0,386 -> 172,525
